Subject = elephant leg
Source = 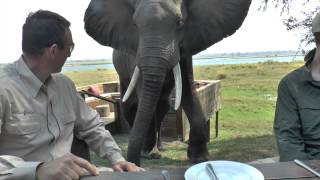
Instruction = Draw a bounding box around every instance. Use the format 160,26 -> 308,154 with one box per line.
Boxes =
180,55 -> 209,164
119,81 -> 137,128
121,100 -> 137,128
155,100 -> 170,151
113,50 -> 137,128
154,81 -> 173,152
157,124 -> 164,151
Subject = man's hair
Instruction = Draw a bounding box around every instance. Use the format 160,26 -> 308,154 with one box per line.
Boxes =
22,10 -> 70,56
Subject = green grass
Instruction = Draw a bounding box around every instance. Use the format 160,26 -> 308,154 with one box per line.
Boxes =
64,60 -> 305,168
65,70 -> 119,87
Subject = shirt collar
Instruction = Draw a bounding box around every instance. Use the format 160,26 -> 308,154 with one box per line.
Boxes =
14,56 -> 55,98
304,48 -> 316,66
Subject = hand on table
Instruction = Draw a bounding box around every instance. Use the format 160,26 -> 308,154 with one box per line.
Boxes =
112,161 -> 145,172
36,153 -> 99,180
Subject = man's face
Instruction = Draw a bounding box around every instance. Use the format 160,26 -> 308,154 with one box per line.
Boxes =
51,29 -> 74,73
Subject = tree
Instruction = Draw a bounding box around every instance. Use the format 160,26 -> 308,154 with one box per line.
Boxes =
262,0 -> 319,46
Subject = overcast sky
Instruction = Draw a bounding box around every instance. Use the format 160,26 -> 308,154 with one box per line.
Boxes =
0,0 -> 314,63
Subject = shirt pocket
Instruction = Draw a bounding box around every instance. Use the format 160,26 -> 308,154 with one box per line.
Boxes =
299,104 -> 320,137
60,113 -> 76,136
5,113 -> 41,135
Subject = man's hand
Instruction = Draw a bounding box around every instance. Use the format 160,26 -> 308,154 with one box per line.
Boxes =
112,161 -> 145,172
36,154 -> 99,180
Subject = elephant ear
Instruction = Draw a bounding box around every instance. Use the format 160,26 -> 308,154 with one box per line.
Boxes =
84,0 -> 138,55
183,0 -> 252,55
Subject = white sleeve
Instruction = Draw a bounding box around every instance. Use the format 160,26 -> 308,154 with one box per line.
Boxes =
0,155 -> 42,180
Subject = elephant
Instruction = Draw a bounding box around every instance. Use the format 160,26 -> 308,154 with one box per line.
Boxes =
84,0 -> 251,166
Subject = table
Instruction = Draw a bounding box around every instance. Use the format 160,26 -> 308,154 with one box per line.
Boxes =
81,160 -> 320,180
253,160 -> 320,179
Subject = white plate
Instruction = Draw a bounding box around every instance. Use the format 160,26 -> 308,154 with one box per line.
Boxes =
184,160 -> 264,180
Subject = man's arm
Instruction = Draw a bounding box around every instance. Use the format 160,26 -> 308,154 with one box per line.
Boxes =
0,156 -> 42,180
73,97 -> 143,172
274,79 -> 312,161
0,154 -> 99,180
62,76 -> 143,172
60,75 -> 125,165
35,154 -> 99,180
73,92 -> 126,165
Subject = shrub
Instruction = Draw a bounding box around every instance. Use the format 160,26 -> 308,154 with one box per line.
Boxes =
217,73 -> 227,79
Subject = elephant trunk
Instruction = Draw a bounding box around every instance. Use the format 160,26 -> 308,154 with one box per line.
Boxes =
123,64 -> 182,110
127,58 -> 168,165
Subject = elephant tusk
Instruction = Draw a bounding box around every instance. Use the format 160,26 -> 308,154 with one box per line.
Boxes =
123,66 -> 140,102
173,63 -> 182,110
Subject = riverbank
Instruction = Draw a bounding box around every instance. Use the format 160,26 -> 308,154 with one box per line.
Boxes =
61,54 -> 304,72
65,60 -> 305,168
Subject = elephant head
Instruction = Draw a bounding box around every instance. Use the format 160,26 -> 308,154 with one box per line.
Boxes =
85,0 -> 251,165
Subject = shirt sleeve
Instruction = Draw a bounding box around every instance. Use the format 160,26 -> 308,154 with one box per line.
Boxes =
274,79 -> 312,161
67,81 -> 125,165
74,94 -> 125,165
0,155 -> 42,180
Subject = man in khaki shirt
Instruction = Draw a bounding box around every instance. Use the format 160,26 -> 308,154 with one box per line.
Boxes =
0,10 -> 143,180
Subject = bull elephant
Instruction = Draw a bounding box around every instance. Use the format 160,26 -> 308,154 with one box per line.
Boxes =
84,0 -> 251,166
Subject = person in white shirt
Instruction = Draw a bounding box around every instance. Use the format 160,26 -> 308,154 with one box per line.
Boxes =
0,10 -> 143,180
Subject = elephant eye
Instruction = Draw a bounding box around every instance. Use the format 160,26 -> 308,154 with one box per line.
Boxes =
177,19 -> 184,28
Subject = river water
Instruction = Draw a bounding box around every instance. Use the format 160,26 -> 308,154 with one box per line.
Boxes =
62,55 -> 304,72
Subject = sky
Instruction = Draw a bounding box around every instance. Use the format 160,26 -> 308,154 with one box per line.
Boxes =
0,0 -> 313,63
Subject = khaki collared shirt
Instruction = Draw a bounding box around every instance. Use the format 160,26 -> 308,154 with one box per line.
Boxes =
0,57 -> 125,179
274,49 -> 320,161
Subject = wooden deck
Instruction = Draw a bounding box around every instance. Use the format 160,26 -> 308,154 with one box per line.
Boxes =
77,81 -> 120,127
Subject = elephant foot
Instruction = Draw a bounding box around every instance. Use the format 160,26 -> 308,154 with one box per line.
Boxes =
187,143 -> 209,164
140,150 -> 162,159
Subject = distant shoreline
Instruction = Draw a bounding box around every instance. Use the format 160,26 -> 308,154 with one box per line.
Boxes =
64,61 -> 113,67
0,53 -> 304,67
63,54 -> 303,67
194,53 -> 303,60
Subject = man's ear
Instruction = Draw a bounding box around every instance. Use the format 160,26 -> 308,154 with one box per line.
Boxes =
47,44 -> 58,55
